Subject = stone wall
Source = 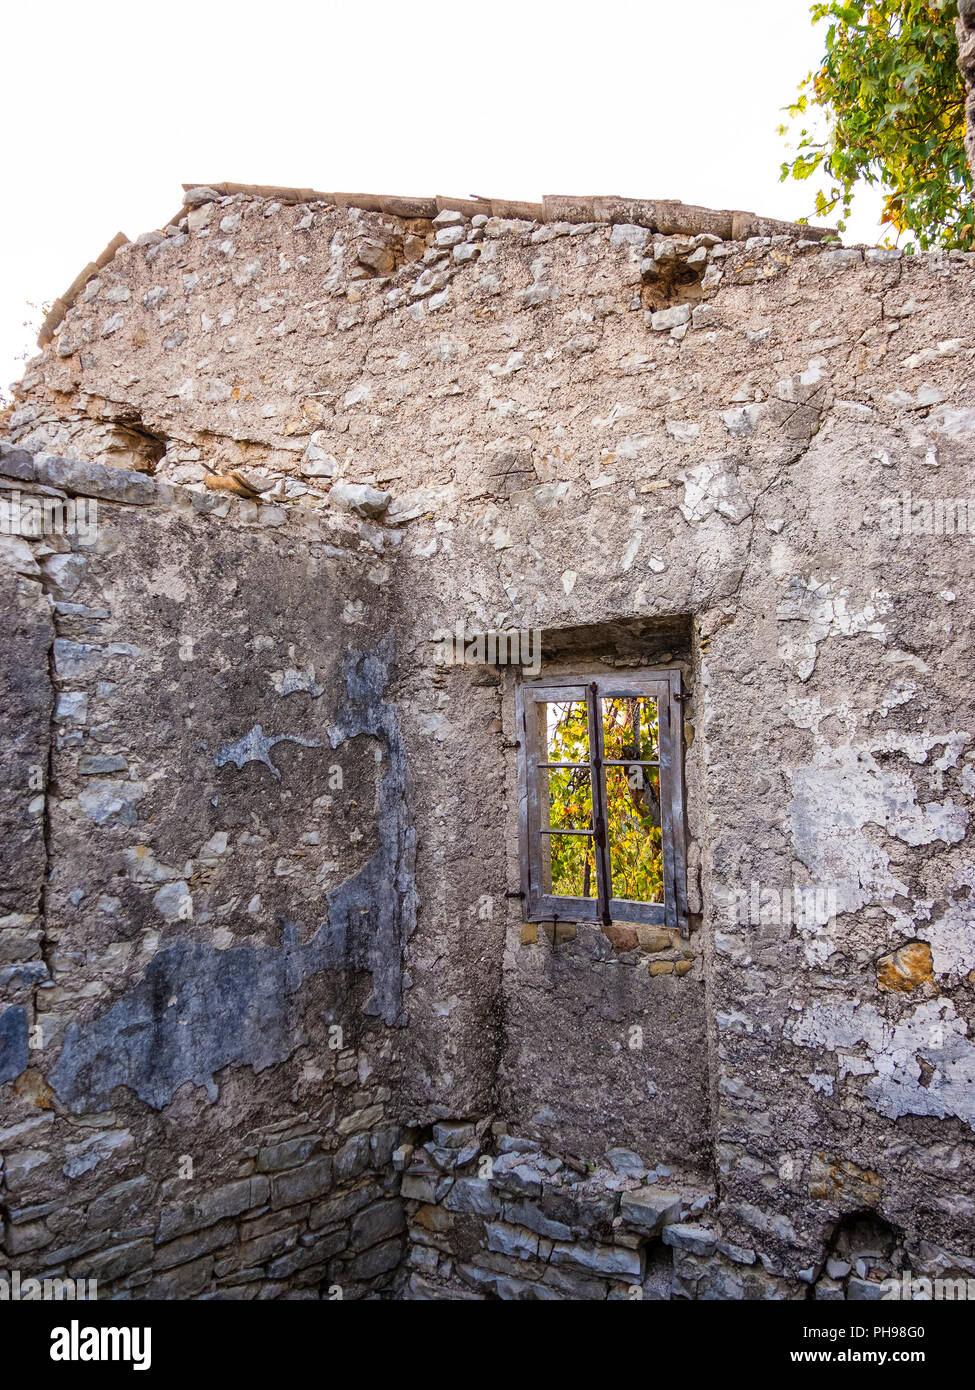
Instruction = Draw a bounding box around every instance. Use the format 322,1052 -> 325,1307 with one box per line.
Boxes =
396,1121 -> 928,1301
0,455 -> 411,1296
3,181 -> 975,1297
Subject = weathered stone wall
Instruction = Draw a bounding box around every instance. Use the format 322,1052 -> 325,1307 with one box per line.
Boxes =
399,1121 -> 719,1301
1,458 -> 412,1296
3,182 -> 975,1298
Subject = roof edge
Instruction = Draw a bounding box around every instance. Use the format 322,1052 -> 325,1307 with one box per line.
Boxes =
181,182 -> 836,244
35,181 -> 837,347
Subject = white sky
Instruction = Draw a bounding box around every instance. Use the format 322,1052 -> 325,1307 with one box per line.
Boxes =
1,0 -> 888,397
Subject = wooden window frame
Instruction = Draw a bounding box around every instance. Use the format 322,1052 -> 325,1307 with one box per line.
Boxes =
516,670 -> 688,936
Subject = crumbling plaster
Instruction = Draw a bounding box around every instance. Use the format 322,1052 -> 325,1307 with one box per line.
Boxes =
2,180 -> 975,1297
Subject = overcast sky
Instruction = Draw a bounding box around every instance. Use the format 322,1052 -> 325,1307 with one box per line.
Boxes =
1,0 -> 888,396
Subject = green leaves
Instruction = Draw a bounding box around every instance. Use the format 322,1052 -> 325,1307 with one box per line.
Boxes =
780,1 -> 973,249
544,699 -> 663,905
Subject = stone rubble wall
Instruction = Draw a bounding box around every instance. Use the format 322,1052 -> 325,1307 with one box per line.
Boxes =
33,182 -> 833,349
397,1118 -> 974,1301
0,456 -> 413,1297
399,1118 -> 722,1301
3,181 -> 975,1298
5,186 -> 848,506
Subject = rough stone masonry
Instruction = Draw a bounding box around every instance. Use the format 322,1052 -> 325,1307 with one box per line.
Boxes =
0,174 -> 974,1301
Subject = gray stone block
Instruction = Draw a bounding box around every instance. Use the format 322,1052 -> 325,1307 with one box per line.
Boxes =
502,1199 -> 571,1241
271,1156 -> 333,1208
350,1199 -> 405,1250
74,1238 -> 154,1283
268,1228 -> 347,1279
620,1188 -> 684,1233
345,1236 -> 404,1280
157,1177 -> 268,1242
333,1135 -> 371,1182
154,1220 -> 236,1271
148,1255 -> 213,1298
550,1240 -> 642,1280
662,1223 -> 717,1257
0,442 -> 36,481
0,1006 -> 29,1084
486,1222 -> 540,1260
309,1184 -> 380,1232
444,1178 -> 499,1218
33,451 -> 157,504
847,1276 -> 889,1301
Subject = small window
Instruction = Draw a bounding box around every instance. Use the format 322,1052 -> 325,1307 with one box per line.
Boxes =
516,671 -> 688,935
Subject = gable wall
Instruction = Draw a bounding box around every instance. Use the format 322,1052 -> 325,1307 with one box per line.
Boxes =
3,189 -> 975,1297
